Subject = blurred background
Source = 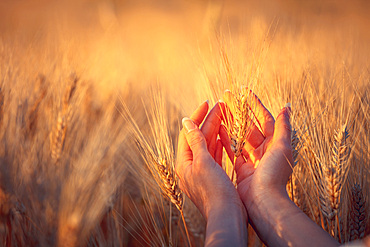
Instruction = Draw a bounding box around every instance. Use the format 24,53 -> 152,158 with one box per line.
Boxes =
1,0 -> 369,106
0,1 -> 369,246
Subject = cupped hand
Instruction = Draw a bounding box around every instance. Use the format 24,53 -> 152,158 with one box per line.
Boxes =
176,101 -> 243,220
220,91 -> 293,210
221,92 -> 340,247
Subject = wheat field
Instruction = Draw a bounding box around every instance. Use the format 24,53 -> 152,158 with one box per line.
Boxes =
0,0 -> 369,246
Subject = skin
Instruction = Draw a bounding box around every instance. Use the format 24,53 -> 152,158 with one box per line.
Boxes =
176,101 -> 247,247
220,91 -> 340,247
176,94 -> 367,247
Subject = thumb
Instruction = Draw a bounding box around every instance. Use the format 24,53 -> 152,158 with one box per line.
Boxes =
182,117 -> 208,156
273,104 -> 292,146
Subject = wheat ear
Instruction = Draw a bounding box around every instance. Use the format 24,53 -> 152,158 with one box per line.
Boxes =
222,88 -> 259,183
223,89 -> 256,157
349,183 -> 367,241
51,75 -> 78,162
329,125 -> 350,212
288,128 -> 299,200
321,125 -> 350,241
136,143 -> 183,213
118,92 -> 191,246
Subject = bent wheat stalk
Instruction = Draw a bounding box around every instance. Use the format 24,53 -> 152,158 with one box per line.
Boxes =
118,90 -> 191,246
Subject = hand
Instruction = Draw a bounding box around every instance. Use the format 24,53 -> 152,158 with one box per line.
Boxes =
176,101 -> 248,247
221,91 -> 293,209
221,92 -> 339,247
176,101 -> 242,219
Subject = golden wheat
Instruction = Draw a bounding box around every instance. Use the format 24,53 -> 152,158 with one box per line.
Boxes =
51,75 -> 78,163
350,183 -> 367,241
0,1 -> 369,246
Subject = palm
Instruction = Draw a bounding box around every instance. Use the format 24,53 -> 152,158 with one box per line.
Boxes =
236,141 -> 292,202
177,101 -> 242,219
220,93 -> 293,206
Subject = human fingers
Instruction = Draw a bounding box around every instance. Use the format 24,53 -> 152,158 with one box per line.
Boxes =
219,120 -> 259,168
273,104 -> 292,148
271,104 -> 294,180
222,90 -> 235,128
201,102 -> 223,156
247,90 -> 275,138
223,90 -> 266,151
191,100 -> 209,126
177,101 -> 209,173
214,139 -> 223,167
234,156 -> 255,184
176,131 -> 193,179
243,126 -> 265,155
219,124 -> 234,162
182,117 -> 208,164
177,101 -> 209,159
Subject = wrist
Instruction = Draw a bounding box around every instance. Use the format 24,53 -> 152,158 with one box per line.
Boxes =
243,182 -> 288,214
241,185 -> 300,245
243,185 -> 340,247
206,197 -> 246,222
205,198 -> 248,247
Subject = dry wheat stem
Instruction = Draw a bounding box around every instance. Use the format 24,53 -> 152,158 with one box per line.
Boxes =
26,75 -> 47,136
119,91 -> 192,246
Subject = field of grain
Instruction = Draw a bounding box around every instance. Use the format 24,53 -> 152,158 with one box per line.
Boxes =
0,0 -> 369,246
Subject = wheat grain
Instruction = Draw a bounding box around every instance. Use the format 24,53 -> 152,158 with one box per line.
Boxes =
136,142 -> 184,213
329,125 -> 350,212
327,125 -> 350,240
349,183 -> 367,241
223,88 -> 257,157
51,75 -> 78,162
118,89 -> 193,245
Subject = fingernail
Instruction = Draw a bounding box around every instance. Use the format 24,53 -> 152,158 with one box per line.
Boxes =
218,99 -> 224,103
205,99 -> 209,105
182,117 -> 196,132
224,89 -> 231,93
284,103 -> 292,117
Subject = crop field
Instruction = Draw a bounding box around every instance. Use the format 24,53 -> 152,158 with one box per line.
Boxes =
0,0 -> 369,246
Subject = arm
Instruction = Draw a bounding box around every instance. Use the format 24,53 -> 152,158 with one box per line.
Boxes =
247,185 -> 339,247
221,92 -> 339,247
243,107 -> 339,247
176,101 -> 247,247
205,200 -> 247,247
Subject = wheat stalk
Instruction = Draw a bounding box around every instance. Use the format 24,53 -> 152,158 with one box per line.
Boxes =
26,74 -> 47,137
118,90 -> 192,246
0,85 -> 4,130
